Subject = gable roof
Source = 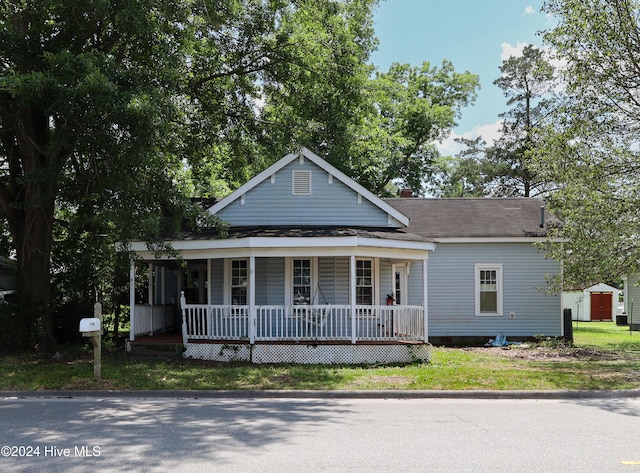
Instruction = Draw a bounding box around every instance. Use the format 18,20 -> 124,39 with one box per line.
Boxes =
208,147 -> 410,227
385,197 -> 559,240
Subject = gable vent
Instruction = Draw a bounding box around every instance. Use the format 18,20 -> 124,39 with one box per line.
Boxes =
292,170 -> 312,195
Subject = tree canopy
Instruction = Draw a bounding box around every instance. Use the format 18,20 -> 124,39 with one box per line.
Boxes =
450,45 -> 558,198
351,61 -> 479,196
0,0 -> 389,350
536,0 -> 640,288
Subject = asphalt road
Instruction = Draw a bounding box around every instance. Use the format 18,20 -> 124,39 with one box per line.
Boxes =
1,394 -> 639,472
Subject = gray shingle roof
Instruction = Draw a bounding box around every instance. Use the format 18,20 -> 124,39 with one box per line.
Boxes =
385,197 -> 558,239
180,226 -> 432,243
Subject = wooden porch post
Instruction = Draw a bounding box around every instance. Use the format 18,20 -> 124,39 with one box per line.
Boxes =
161,266 -> 166,305
423,258 -> 428,343
129,263 -> 135,342
350,255 -> 356,344
180,291 -> 187,346
147,263 -> 153,305
207,259 -> 212,305
147,263 -> 153,336
249,255 -> 256,344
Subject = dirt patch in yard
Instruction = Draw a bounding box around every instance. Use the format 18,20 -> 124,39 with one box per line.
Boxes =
459,345 -> 631,361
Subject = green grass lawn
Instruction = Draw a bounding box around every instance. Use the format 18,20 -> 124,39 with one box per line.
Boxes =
573,321 -> 640,351
1,322 -> 639,392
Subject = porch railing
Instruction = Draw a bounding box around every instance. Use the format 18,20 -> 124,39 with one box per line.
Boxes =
181,303 -> 424,342
183,305 -> 249,340
133,304 -> 176,337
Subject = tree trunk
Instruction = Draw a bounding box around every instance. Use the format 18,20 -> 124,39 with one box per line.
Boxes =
0,107 -> 60,352
12,195 -> 57,352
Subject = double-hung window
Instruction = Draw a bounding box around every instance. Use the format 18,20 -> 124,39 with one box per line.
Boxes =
475,263 -> 503,316
292,259 -> 311,305
231,259 -> 248,306
356,259 -> 373,305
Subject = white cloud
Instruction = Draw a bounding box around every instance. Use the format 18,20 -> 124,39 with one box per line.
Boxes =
523,6 -> 535,15
437,121 -> 503,157
501,42 -> 529,61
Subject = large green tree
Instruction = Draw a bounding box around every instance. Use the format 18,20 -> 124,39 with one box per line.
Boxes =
263,53 -> 479,196
536,0 -> 640,287
454,45 -> 558,197
259,0 -> 378,167
0,0 -> 380,350
335,61 -> 479,196
0,0 -> 185,349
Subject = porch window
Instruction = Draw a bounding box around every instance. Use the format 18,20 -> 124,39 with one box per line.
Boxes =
292,259 -> 311,305
475,263 -> 503,316
356,259 -> 373,305
231,259 -> 248,305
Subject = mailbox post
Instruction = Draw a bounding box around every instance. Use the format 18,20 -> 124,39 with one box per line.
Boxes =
79,302 -> 102,378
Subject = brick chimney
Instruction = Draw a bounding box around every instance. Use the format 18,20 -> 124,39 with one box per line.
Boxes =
399,188 -> 414,198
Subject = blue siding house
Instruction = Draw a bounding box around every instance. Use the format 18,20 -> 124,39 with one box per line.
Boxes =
387,198 -> 563,344
125,148 -> 563,363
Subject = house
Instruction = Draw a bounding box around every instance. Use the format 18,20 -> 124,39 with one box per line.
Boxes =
122,148 -> 563,363
0,257 -> 16,302
622,275 -> 640,326
386,197 -> 563,345
0,256 -> 16,292
563,283 -> 620,322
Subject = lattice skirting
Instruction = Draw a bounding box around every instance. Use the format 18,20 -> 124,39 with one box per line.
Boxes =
184,343 -> 252,362
183,342 -> 432,364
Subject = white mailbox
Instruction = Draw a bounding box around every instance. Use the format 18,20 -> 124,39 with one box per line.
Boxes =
79,317 -> 101,334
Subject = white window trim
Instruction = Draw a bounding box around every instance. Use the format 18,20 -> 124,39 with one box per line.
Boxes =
474,263 -> 503,316
391,263 -> 409,305
226,258 -> 249,306
284,257 -> 319,307
355,257 -> 379,306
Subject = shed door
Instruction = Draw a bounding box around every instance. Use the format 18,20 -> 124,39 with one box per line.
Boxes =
590,293 -> 613,321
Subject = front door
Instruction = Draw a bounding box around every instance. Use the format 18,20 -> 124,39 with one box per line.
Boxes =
590,292 -> 613,321
182,263 -> 208,304
394,266 -> 407,305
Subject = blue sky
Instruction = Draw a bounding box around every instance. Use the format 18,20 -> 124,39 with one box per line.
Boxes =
371,0 -> 552,155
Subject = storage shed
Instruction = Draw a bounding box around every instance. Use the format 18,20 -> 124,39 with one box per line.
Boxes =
563,283 -> 620,322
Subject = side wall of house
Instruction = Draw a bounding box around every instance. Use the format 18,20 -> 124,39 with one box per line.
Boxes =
215,158 -> 391,227
210,259 -> 224,304
427,242 -> 562,338
408,262 -> 424,307
318,257 -> 350,304
625,274 -> 640,319
256,257 -> 286,305
0,270 -> 16,291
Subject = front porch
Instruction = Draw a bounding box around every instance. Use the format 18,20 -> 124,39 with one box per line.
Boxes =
128,300 -> 431,363
125,228 -> 434,363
